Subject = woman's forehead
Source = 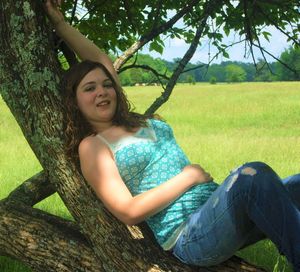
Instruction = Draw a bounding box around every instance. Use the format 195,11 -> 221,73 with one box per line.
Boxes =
79,68 -> 110,86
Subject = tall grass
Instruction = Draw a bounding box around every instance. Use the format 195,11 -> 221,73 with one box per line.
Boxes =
0,82 -> 299,271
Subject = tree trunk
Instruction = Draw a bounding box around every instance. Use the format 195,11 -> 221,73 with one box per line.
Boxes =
0,1 -> 265,271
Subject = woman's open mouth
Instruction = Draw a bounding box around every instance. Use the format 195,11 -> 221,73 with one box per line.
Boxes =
96,100 -> 110,107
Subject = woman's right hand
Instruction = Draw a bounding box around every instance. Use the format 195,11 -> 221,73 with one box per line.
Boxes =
183,164 -> 213,184
44,0 -> 64,27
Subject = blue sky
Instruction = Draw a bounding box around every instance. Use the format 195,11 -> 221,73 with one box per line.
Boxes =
142,26 -> 292,64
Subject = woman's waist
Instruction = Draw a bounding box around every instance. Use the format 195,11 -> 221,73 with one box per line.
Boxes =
145,182 -> 219,248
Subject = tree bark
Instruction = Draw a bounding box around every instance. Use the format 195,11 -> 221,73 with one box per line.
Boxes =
0,197 -> 266,272
0,201 -> 101,271
0,1 -> 266,271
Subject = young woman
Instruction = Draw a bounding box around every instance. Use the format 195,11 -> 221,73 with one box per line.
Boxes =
45,1 -> 300,270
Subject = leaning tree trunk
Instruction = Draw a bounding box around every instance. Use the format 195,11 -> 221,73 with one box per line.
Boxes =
0,1 -> 265,271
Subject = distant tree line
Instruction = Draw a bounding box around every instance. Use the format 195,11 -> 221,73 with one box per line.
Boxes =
119,46 -> 300,85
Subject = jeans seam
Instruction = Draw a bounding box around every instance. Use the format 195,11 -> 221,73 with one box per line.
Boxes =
247,172 -> 285,252
252,201 -> 284,251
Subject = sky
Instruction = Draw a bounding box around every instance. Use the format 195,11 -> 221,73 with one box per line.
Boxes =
141,26 -> 292,64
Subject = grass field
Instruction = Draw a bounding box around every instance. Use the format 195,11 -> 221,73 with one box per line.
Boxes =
1,81 -> 299,271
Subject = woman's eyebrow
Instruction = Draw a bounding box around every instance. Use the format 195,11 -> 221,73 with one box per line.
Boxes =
81,81 -> 95,88
103,78 -> 112,83
81,78 -> 111,89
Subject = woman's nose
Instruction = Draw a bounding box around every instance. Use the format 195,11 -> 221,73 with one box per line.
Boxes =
96,86 -> 107,97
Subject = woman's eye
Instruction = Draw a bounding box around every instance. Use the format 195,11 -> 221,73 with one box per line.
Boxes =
103,82 -> 113,88
85,86 -> 95,92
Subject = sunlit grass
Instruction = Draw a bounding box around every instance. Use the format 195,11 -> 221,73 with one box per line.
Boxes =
127,81 -> 299,272
1,81 -> 299,271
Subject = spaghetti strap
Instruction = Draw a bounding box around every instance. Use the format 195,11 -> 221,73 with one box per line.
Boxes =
95,134 -> 115,159
96,133 -> 111,146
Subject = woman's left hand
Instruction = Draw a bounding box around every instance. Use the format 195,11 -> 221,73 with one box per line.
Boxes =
44,0 -> 64,27
183,164 -> 214,185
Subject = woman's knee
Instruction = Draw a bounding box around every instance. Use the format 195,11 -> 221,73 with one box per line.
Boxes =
227,161 -> 279,192
242,161 -> 273,173
240,161 -> 279,180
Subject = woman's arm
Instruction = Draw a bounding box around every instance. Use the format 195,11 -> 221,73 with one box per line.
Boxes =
79,136 -> 212,226
44,0 -> 119,83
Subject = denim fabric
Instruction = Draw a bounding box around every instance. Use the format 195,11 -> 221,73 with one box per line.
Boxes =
172,162 -> 300,271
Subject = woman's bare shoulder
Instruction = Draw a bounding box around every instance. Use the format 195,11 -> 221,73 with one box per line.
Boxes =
78,135 -> 107,157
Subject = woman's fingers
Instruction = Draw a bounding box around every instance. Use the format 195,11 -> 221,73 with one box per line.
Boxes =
53,0 -> 62,7
46,0 -> 61,9
207,173 -> 213,181
191,164 -> 213,180
44,0 -> 64,26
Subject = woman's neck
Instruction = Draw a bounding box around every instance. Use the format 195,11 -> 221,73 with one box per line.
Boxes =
91,121 -> 115,133
95,124 -> 142,143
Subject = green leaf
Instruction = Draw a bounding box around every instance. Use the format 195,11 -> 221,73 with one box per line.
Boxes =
223,50 -> 230,58
149,41 -> 164,55
262,31 -> 271,42
224,27 -> 230,37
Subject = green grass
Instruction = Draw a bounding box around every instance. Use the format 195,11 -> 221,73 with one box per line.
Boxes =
1,81 -> 299,271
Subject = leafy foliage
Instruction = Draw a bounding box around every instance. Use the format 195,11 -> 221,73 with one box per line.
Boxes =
225,64 -> 246,82
60,0 -> 299,61
276,46 -> 300,81
57,0 -> 299,104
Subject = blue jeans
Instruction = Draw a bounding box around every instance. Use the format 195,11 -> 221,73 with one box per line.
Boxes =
172,162 -> 300,271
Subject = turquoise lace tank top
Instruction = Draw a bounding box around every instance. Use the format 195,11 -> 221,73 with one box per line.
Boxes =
96,119 -> 219,250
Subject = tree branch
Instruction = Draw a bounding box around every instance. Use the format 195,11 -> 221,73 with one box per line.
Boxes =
252,43 -> 300,77
252,29 -> 274,74
119,64 -> 170,81
243,0 -> 257,69
6,171 -> 56,207
256,4 -> 299,47
0,202 -> 100,271
73,0 -> 109,25
144,0 -> 230,115
145,22 -> 205,115
69,0 -> 78,25
114,0 -> 201,70
182,63 -> 206,74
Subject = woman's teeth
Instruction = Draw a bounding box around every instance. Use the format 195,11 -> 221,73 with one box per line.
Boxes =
97,101 -> 109,107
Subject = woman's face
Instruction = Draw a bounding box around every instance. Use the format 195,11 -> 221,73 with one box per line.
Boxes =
76,68 -> 117,131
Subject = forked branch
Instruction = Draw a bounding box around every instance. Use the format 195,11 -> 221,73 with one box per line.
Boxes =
114,0 -> 201,70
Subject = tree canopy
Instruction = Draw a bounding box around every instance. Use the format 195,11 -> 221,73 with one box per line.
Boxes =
57,0 -> 299,98
60,0 -> 299,66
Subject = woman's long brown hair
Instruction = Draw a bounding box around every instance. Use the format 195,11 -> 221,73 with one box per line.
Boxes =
63,60 -> 148,162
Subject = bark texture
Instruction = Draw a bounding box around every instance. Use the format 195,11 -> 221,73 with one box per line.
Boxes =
0,1 -> 266,271
0,201 -> 100,272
